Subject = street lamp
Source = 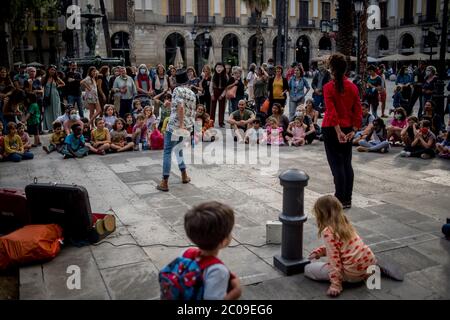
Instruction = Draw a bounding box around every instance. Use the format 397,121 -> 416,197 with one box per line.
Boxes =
354,0 -> 364,75
422,24 -> 441,62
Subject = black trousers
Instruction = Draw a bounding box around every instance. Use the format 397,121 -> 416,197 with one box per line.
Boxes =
322,126 -> 354,204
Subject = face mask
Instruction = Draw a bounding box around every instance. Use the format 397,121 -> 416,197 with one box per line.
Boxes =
395,114 -> 402,120
421,128 -> 429,135
70,114 -> 79,121
140,69 -> 146,75
425,71 -> 431,77
295,112 -> 304,118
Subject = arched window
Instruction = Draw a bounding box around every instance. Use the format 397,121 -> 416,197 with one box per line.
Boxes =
222,34 -> 239,66
111,32 -> 130,65
296,36 -> 310,71
318,36 -> 332,51
401,33 -> 415,49
378,35 -> 389,51
194,32 -> 212,75
165,33 -> 186,68
248,35 -> 264,66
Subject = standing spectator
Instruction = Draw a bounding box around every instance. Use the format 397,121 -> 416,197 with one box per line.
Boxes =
113,66 -> 137,119
2,89 -> 25,125
81,66 -> 102,128
108,67 -> 120,107
311,60 -> 331,114
377,64 -> 388,118
266,58 -> 275,78
198,65 -> 212,113
135,64 -> 153,98
154,64 -> 169,95
186,66 -> 201,97
246,63 -> 257,101
396,65 -> 413,106
42,65 -> 64,132
322,54 -> 362,209
409,61 -> 427,116
65,62 -> 83,118
253,66 -> 269,113
288,66 -> 310,120
13,64 -> 29,89
421,66 -> 438,119
226,66 -> 245,114
0,67 -> 14,128
285,62 -> 297,81
365,65 -> 382,118
210,62 -> 228,127
168,65 -> 177,91
97,65 -> 111,110
268,65 -> 289,116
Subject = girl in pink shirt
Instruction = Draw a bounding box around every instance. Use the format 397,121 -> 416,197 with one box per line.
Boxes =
305,195 -> 377,297
387,107 -> 407,143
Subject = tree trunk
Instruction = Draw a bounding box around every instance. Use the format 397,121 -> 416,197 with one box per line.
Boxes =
127,0 -> 136,65
99,0 -> 112,57
275,0 -> 284,66
358,0 -> 369,80
336,1 -> 354,71
35,8 -> 43,63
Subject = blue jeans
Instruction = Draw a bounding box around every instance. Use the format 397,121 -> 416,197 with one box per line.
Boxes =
6,152 -> 34,162
312,94 -> 324,112
162,131 -> 187,178
68,95 -> 84,118
359,140 -> 390,152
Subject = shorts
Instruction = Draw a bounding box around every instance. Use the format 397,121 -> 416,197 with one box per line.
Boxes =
379,90 -> 387,103
27,124 -> 39,136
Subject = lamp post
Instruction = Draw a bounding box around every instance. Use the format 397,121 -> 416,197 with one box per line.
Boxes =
354,0 -> 364,76
422,25 -> 441,63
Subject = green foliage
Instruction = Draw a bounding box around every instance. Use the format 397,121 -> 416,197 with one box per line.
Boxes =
243,0 -> 270,13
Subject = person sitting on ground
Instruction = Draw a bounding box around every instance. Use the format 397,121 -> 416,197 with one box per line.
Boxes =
227,99 -> 255,143
110,118 -> 134,153
305,99 -> 320,136
436,130 -> 450,159
305,195 -> 377,297
400,116 -> 419,148
149,122 -> 164,150
124,113 -> 134,136
90,117 -> 111,155
387,107 -> 408,144
3,122 -> 34,162
244,118 -> 265,145
43,121 -> 66,154
420,100 -> 442,137
155,92 -> 172,130
63,107 -> 84,135
160,202 -> 241,300
61,123 -> 89,159
400,120 -> 436,159
353,102 -> 375,146
357,117 -> 390,153
132,99 -> 143,120
143,105 -> 157,133
286,116 -> 307,146
103,104 -> 117,130
16,122 -> 32,151
265,116 -> 284,146
195,104 -> 216,142
132,114 -> 148,151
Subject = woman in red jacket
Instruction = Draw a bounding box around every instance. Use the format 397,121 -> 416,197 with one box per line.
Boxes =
322,54 -> 362,209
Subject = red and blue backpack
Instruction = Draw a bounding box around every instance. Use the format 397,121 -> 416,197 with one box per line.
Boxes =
159,248 -> 223,300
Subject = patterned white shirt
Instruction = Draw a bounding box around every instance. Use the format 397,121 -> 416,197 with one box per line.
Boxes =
167,85 -> 196,133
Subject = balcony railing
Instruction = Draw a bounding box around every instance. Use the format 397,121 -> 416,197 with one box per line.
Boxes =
167,15 -> 185,24
194,16 -> 216,25
400,18 -> 414,26
297,19 -> 316,29
248,16 -> 268,27
418,15 -> 438,24
223,16 -> 240,25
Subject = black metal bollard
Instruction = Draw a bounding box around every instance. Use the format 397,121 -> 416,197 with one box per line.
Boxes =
274,169 -> 310,275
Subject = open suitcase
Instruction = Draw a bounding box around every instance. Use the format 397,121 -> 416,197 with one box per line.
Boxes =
0,189 -> 31,235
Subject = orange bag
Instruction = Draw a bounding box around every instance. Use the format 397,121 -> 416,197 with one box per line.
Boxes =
0,224 -> 63,270
261,99 -> 270,113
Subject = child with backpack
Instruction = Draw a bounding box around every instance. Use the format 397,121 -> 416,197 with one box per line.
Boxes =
159,202 -> 241,300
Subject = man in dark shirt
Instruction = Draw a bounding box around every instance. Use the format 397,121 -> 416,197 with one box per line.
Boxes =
409,61 -> 427,117
65,61 -> 84,117
312,60 -> 331,115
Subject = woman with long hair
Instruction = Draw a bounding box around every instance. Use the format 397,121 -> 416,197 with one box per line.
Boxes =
81,66 -> 102,128
97,65 -> 110,109
268,65 -> 289,116
210,62 -> 228,127
322,54 -> 362,209
199,65 -> 212,113
41,65 -> 65,131
154,64 -> 169,95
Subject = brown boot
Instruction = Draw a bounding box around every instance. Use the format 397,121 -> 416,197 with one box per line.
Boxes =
156,179 -> 169,192
181,170 -> 191,184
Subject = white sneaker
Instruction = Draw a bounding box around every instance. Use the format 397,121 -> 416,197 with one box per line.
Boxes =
400,151 -> 411,157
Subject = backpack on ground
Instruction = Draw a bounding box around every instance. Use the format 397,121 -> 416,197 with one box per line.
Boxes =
159,248 -> 223,300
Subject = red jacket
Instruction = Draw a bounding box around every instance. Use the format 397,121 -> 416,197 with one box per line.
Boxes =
322,78 -> 362,129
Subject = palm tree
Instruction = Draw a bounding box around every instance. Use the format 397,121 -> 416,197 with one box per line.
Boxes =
127,0 -> 136,65
243,0 -> 270,65
336,1 -> 354,70
99,0 -> 112,57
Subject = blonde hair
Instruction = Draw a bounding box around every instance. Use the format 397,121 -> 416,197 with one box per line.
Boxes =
313,195 -> 356,242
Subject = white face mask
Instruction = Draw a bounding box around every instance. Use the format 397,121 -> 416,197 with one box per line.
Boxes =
140,69 -> 146,75
70,114 -> 79,121
425,71 -> 432,78
295,111 -> 304,118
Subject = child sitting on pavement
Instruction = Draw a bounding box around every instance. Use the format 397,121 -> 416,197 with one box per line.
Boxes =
16,122 -> 32,151
286,116 -> 309,147
132,114 -> 148,151
400,120 -> 436,159
245,118 -> 265,144
91,117 -> 111,155
110,118 -> 134,153
265,117 -> 285,146
43,121 -> 66,154
436,130 -> 450,159
103,104 -> 117,130
61,123 -> 89,159
160,202 -> 241,300
132,99 -> 143,120
3,122 -> 34,162
387,107 -> 408,144
357,117 -> 390,153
